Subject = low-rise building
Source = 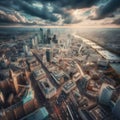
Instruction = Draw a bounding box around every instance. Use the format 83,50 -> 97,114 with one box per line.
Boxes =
73,72 -> 81,82
38,78 -> 56,99
62,80 -> 76,94
89,105 -> 114,120
32,67 -> 46,81
51,71 -> 64,85
27,57 -> 39,70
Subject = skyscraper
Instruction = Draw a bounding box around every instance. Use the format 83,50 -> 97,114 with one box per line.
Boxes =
45,29 -> 51,44
34,35 -> 38,47
46,49 -> 52,62
112,97 -> 120,120
31,38 -> 35,48
99,83 -> 114,105
23,45 -> 29,55
35,34 -> 38,44
40,28 -> 44,44
66,34 -> 71,48
43,34 -> 47,44
47,29 -> 51,39
80,75 -> 91,89
52,34 -> 58,44
47,37 -> 51,44
31,36 -> 38,48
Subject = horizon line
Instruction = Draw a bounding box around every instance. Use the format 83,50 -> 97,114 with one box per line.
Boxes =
0,24 -> 120,28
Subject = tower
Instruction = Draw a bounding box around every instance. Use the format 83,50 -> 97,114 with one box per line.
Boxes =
99,83 -> 114,105
46,49 -> 53,63
52,34 -> 58,44
112,97 -> 120,119
31,38 -> 35,48
80,75 -> 90,89
40,28 -> 44,44
47,29 -> 51,39
23,45 -> 29,55
67,34 -> 71,48
34,34 -> 38,46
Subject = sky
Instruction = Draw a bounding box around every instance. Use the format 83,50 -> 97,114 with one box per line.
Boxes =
0,0 -> 120,27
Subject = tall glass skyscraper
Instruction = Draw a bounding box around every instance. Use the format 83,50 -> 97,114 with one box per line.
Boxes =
99,83 -> 114,105
112,97 -> 120,119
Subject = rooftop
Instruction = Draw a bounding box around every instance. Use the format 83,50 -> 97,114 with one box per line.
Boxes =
27,57 -> 36,64
89,105 -> 110,120
62,80 -> 76,94
21,107 -> 49,120
52,71 -> 65,81
33,67 -> 45,80
38,78 -> 56,98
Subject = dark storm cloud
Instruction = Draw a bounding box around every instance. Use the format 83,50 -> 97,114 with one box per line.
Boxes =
45,0 -> 99,24
0,0 -> 120,25
14,0 -> 58,22
41,0 -> 99,9
0,0 -> 14,7
90,0 -> 120,20
0,0 -> 105,24
0,0 -> 100,15
0,0 -> 59,22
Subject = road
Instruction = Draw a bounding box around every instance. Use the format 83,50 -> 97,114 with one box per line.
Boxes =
33,51 -> 59,88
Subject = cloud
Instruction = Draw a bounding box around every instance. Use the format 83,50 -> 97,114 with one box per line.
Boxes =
0,10 -> 27,24
0,0 -> 100,20
63,10 -> 84,24
112,18 -> 120,25
0,0 -> 120,26
14,0 -> 59,22
89,0 -> 120,20
64,16 -> 82,24
0,0 -> 59,22
41,0 -> 99,9
0,0 -> 14,8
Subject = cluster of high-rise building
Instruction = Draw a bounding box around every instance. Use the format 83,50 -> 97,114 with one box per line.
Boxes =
36,28 -> 58,45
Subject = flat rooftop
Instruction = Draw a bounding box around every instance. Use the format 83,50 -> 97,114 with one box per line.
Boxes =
89,105 -> 110,120
53,71 -> 64,80
21,107 -> 49,120
62,80 -> 76,93
33,67 -> 45,80
27,57 -> 36,64
38,78 -> 56,98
